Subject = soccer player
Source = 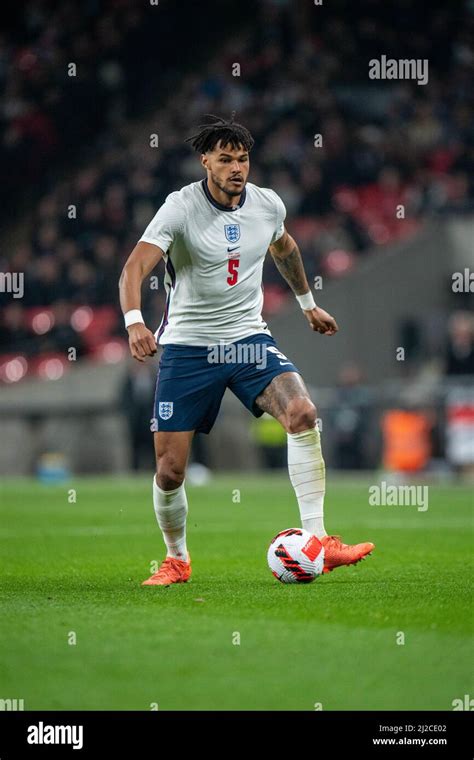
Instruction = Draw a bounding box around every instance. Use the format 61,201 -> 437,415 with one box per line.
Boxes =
119,114 -> 375,586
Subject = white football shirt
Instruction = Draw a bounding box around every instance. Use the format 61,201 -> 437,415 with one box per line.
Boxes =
139,179 -> 286,346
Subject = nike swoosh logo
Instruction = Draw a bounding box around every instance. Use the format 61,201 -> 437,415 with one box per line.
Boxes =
227,246 -> 240,252
279,361 -> 292,366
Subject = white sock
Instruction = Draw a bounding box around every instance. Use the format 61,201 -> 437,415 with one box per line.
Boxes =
152,476 -> 189,560
287,425 -> 327,539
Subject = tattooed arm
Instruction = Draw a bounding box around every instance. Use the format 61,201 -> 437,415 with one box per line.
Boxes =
268,230 -> 311,295
269,230 -> 339,336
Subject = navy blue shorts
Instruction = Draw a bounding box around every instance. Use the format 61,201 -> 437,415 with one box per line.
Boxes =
153,333 -> 300,434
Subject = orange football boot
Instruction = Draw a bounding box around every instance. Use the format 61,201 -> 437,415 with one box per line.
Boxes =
142,553 -> 192,586
320,535 -> 374,574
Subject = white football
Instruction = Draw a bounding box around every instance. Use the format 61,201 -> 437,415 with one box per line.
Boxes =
267,528 -> 325,583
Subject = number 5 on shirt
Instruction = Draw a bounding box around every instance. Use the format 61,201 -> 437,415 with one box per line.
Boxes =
227,258 -> 240,286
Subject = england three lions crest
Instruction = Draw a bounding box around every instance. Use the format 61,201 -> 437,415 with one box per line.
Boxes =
158,401 -> 174,420
224,224 -> 240,243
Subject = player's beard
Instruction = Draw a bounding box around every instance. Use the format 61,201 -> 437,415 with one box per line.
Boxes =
211,172 -> 245,198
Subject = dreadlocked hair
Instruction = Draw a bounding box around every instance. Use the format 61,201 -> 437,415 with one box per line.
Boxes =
184,113 -> 254,153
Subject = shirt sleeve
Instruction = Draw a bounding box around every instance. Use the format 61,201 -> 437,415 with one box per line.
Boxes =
139,192 -> 185,253
270,191 -> 287,244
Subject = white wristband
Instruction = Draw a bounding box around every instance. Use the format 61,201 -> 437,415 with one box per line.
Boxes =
124,309 -> 145,328
296,291 -> 317,311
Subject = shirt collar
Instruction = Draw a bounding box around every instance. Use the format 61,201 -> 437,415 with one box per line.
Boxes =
201,178 -> 246,211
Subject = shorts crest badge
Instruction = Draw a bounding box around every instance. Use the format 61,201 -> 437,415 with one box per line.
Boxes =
158,401 -> 174,420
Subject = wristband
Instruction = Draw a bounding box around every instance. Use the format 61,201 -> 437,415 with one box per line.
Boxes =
296,292 -> 316,311
124,309 -> 145,328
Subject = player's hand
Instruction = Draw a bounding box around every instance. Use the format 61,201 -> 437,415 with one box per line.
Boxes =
303,306 -> 339,335
127,323 -> 157,362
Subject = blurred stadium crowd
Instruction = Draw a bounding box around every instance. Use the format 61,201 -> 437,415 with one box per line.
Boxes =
0,0 -> 473,377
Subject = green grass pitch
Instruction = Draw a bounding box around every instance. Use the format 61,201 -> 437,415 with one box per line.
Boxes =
1,474 -> 472,711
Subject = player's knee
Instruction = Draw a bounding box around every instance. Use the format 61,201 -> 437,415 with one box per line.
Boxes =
285,398 -> 317,433
156,457 -> 186,491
